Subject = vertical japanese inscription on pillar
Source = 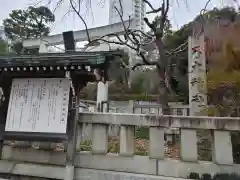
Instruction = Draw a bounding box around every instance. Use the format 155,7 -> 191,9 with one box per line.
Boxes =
188,35 -> 207,116
5,78 -> 70,133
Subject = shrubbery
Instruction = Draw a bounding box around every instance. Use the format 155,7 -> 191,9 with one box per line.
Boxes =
188,173 -> 240,180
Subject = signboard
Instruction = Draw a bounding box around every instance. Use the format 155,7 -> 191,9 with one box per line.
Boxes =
5,78 -> 70,134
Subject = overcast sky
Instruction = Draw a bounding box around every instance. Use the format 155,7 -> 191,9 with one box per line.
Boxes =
0,0 -> 239,35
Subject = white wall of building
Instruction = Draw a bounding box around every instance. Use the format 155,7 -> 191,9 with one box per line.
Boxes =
109,0 -> 146,32
109,0 -> 134,24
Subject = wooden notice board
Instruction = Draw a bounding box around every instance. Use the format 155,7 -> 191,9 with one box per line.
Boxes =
5,78 -> 70,134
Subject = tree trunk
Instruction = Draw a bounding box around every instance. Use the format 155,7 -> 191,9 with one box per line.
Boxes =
157,70 -> 170,115
155,37 -> 170,115
159,81 -> 170,115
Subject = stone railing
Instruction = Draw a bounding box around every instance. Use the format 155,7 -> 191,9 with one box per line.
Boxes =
132,104 -> 189,116
132,103 -> 240,117
82,100 -> 189,115
0,113 -> 240,180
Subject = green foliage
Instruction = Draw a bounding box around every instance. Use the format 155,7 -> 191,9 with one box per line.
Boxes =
3,6 -> 55,40
197,7 -> 240,116
206,41 -> 240,116
79,7 -> 240,102
195,7 -> 239,23
3,9 -> 28,40
188,172 -> 240,180
108,52 -> 129,86
3,6 -> 55,54
109,94 -> 159,101
131,73 -> 146,94
165,24 -> 190,50
188,172 -> 200,179
135,127 -> 149,139
0,39 -> 8,55
164,6 -> 240,103
27,6 -> 55,37
143,15 -> 172,43
151,16 -> 172,36
164,25 -> 190,101
80,83 -> 97,100
11,41 -> 23,55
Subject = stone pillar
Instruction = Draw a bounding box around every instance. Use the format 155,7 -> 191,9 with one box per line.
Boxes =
149,127 -> 165,159
188,35 -> 207,116
92,124 -> 108,154
96,81 -> 108,112
188,35 -> 211,161
129,100 -> 134,113
180,129 -> 198,161
120,125 -> 135,156
212,131 -> 233,165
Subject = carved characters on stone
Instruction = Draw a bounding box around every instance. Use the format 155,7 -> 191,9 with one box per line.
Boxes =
189,36 -> 207,115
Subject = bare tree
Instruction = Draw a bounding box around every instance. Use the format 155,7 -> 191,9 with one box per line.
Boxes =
64,0 -> 186,114
37,0 -> 228,114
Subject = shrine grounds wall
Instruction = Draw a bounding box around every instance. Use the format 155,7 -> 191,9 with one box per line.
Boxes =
0,112 -> 240,180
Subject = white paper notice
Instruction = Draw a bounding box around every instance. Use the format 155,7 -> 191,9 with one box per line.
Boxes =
5,78 -> 70,133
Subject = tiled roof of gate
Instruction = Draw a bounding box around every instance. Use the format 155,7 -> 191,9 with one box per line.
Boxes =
0,50 -> 124,70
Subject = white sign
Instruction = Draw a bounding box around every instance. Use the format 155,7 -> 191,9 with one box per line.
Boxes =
5,78 -> 71,133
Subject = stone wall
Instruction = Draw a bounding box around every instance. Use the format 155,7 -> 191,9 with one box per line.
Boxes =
0,113 -> 240,180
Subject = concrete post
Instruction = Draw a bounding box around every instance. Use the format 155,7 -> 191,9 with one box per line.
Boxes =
149,127 -> 165,159
64,165 -> 74,180
129,100 -> 134,113
76,103 -> 85,150
212,131 -> 233,165
120,125 -> 135,156
96,81 -> 108,112
180,129 -> 198,162
92,124 -> 108,154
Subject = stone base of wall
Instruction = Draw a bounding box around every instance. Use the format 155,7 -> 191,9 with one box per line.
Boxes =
76,168 -> 187,180
0,160 -> 188,180
0,144 -> 239,180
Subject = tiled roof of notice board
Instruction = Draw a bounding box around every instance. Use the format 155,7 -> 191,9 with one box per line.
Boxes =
0,50 -> 124,72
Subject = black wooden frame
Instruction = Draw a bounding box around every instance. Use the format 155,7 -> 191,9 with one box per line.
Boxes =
1,73 -> 75,142
0,50 -> 123,159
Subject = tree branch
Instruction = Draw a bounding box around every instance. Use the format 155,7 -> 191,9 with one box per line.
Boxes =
143,0 -> 162,14
75,0 -> 173,72
144,17 -> 156,32
69,0 -> 91,42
